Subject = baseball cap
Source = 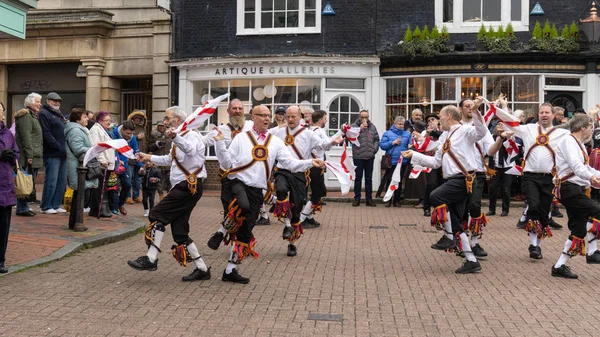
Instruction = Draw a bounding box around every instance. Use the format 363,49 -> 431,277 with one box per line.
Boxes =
46,92 -> 62,101
275,106 -> 286,114
157,121 -> 165,126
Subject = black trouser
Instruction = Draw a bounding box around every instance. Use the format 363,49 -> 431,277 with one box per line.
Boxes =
68,190 -> 79,229
488,167 -> 513,213
0,205 -> 12,266
353,158 -> 374,201
464,172 -> 486,220
89,174 -> 111,217
430,175 -> 469,234
274,169 -> 307,224
521,172 -> 554,225
149,180 -> 203,245
220,179 -> 263,244
309,167 -> 327,203
142,189 -> 156,210
559,182 -> 600,239
423,169 -> 441,211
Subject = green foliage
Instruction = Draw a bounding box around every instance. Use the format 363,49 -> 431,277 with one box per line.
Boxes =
505,23 -> 515,38
487,25 -> 495,37
430,26 -> 440,39
422,25 -> 430,40
529,20 -> 579,53
543,20 -> 551,38
550,24 -> 558,38
477,24 -> 487,41
413,26 -> 422,40
532,21 -> 542,39
477,24 -> 516,52
496,25 -> 505,38
441,25 -> 449,40
403,27 -> 413,42
561,25 -> 570,39
400,24 -> 450,58
570,21 -> 580,39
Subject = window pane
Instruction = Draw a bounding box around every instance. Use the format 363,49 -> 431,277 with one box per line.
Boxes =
261,12 -> 273,28
463,0 -> 481,22
305,11 -> 316,27
273,78 -> 297,104
245,13 -> 255,29
486,76 -> 512,101
545,77 -> 580,86
245,0 -> 255,11
274,11 -> 286,27
251,79 -> 273,106
460,77 -> 482,100
386,106 -> 407,130
511,0 -> 521,21
434,78 -> 456,101
351,99 -> 360,112
329,112 -> 339,129
262,0 -> 273,10
340,96 -> 350,112
409,77 -> 431,104
339,113 -> 349,127
386,79 -> 407,104
515,76 -> 539,102
230,80 -> 250,102
287,10 -> 298,27
443,0 -> 453,23
274,0 -> 285,10
287,0 -> 298,10
482,0 -> 501,21
297,79 -> 321,104
305,0 -> 316,9
326,78 -> 365,89
514,103 -> 539,119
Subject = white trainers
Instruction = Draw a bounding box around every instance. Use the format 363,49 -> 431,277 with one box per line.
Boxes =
41,209 -> 58,214
55,208 -> 67,213
83,207 -> 91,213
144,209 -> 149,217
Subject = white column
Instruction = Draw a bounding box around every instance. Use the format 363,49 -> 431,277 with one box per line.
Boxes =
81,59 -> 106,113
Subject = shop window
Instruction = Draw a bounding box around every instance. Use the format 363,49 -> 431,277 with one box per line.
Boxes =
545,77 -> 581,87
326,78 -> 365,90
434,78 -> 456,101
436,0 -> 529,33
486,75 -> 512,101
461,77 -> 482,101
237,0 -> 321,35
328,95 -> 361,137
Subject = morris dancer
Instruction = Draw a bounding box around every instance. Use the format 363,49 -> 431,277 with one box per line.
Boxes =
552,113 -> 600,279
207,105 -> 324,283
127,106 -> 211,282
272,106 -> 342,257
402,105 -> 488,274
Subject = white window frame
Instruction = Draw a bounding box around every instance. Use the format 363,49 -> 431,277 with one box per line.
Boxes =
237,0 -> 322,36
435,0 -> 530,34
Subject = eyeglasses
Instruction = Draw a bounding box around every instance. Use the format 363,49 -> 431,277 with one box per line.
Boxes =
254,113 -> 271,119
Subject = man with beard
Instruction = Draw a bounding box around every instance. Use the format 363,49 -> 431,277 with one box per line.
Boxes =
404,108 -> 424,133
147,121 -> 172,200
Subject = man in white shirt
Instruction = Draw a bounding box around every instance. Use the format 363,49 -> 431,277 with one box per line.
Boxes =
402,105 -> 488,274
551,113 -> 600,279
272,106 -> 343,257
127,106 -> 211,282
209,105 -> 324,283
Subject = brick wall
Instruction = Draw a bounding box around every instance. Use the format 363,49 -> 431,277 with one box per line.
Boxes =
204,159 -> 221,190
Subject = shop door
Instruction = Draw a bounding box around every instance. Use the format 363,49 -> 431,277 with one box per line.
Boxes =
122,91 -> 152,134
545,91 -> 582,117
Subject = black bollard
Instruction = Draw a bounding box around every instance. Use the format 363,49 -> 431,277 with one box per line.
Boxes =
73,166 -> 89,232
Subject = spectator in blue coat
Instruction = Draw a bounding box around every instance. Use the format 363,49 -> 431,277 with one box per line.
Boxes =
112,121 -> 142,215
377,116 -> 411,207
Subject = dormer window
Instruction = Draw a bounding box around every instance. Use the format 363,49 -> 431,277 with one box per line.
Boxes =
237,0 -> 321,35
436,0 -> 529,33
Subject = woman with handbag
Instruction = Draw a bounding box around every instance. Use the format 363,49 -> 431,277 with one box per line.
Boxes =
377,116 -> 411,207
0,105 -> 19,273
65,109 -> 102,230
89,111 -> 116,218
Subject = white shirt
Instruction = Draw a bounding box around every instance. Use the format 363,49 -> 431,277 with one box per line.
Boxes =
206,120 -> 254,149
504,123 -> 569,173
215,129 -> 313,190
310,126 -> 329,160
150,131 -> 207,188
556,134 -> 600,188
411,118 -> 488,179
272,125 -> 334,169
462,119 -> 495,173
89,123 -> 116,170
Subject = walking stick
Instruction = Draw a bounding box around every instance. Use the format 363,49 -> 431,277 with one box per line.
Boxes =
97,168 -> 108,219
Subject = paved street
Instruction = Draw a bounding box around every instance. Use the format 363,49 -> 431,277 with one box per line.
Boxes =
0,196 -> 597,337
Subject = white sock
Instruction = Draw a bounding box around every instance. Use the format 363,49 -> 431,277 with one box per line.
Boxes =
146,228 -> 164,263
586,222 -> 597,256
459,232 -> 476,262
186,242 -> 208,271
225,262 -> 237,274
259,205 -> 268,219
471,235 -> 479,246
548,211 -> 552,219
444,213 -> 453,239
529,232 -> 538,246
285,218 -> 291,227
537,236 -> 543,247
300,201 -> 312,221
226,245 -> 237,274
520,205 -> 528,221
554,240 -> 572,268
218,225 -> 227,235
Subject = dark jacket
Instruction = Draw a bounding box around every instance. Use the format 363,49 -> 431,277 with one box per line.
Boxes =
112,125 -> 142,170
127,110 -> 148,153
147,127 -> 172,156
14,108 -> 43,168
0,122 -> 19,207
351,119 -> 380,160
38,104 -> 67,158
141,166 -> 162,191
380,125 -> 411,165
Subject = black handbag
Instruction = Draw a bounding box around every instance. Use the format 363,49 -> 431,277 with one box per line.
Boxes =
86,158 -> 104,180
381,154 -> 392,170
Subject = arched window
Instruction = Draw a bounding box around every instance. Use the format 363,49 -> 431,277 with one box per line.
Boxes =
328,95 -> 361,136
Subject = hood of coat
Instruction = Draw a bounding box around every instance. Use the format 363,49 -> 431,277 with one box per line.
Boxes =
14,108 -> 32,119
127,110 -> 147,127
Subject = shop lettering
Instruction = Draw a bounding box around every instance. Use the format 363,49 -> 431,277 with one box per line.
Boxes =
214,66 -> 335,76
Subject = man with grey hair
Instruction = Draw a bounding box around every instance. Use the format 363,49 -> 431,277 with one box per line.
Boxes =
128,105 -> 212,282
405,108 -> 424,133
551,113 -> 600,279
351,109 -> 380,207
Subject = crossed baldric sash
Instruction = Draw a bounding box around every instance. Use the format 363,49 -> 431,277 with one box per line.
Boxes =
553,134 -> 589,199
170,130 -> 203,195
441,126 -> 476,193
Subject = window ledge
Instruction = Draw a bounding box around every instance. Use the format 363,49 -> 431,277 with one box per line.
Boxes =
237,28 -> 321,36
443,23 -> 529,34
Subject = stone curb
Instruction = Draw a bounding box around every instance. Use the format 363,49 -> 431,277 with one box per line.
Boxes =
1,216 -> 147,277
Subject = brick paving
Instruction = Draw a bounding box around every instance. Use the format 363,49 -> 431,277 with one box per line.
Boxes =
0,195 -> 598,337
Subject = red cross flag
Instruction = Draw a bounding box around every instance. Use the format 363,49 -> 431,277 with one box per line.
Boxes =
83,139 -> 134,167
174,93 -> 230,133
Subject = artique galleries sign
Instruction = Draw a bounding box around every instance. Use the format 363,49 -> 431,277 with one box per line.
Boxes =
214,65 -> 335,76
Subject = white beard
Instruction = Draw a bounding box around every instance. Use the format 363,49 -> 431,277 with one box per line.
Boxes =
229,115 -> 245,129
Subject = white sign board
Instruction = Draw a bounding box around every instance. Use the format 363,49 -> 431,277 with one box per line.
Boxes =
157,0 -> 170,12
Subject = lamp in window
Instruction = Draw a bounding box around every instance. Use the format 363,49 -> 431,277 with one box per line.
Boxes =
421,97 -> 430,107
201,94 -> 213,105
263,85 -> 278,99
581,1 -> 600,43
253,88 -> 265,101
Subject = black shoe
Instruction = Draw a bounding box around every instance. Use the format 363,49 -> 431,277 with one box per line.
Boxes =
321,201 -> 327,206
366,200 -> 377,207
303,218 -> 320,229
455,260 -> 482,274
551,265 -> 578,279
99,213 -> 112,218
311,218 -> 321,228
207,232 -> 225,250
127,256 -> 158,271
255,217 -> 271,226
384,201 -> 392,208
393,201 -> 401,207
352,199 -> 360,207
182,267 -> 211,282
0,263 -> 7,273
500,211 -> 509,217
222,268 -> 250,284
516,219 -> 527,229
586,251 -> 600,264
431,236 -> 455,251
282,226 -> 293,240
548,219 -> 562,229
268,205 -> 275,213
472,244 -> 488,257
287,243 -> 297,257
529,245 -> 543,260
552,209 -> 564,218
424,209 -> 431,217
16,210 -> 35,217
486,210 -> 495,216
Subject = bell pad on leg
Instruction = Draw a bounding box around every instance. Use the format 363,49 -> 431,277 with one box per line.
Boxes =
431,204 -> 448,230
286,221 -> 304,243
230,238 -> 259,264
144,221 -> 165,252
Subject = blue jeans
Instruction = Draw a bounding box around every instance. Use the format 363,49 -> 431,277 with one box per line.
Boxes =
41,157 -> 67,211
16,168 -> 38,214
353,158 -> 374,201
127,165 -> 141,199
118,171 -> 132,207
